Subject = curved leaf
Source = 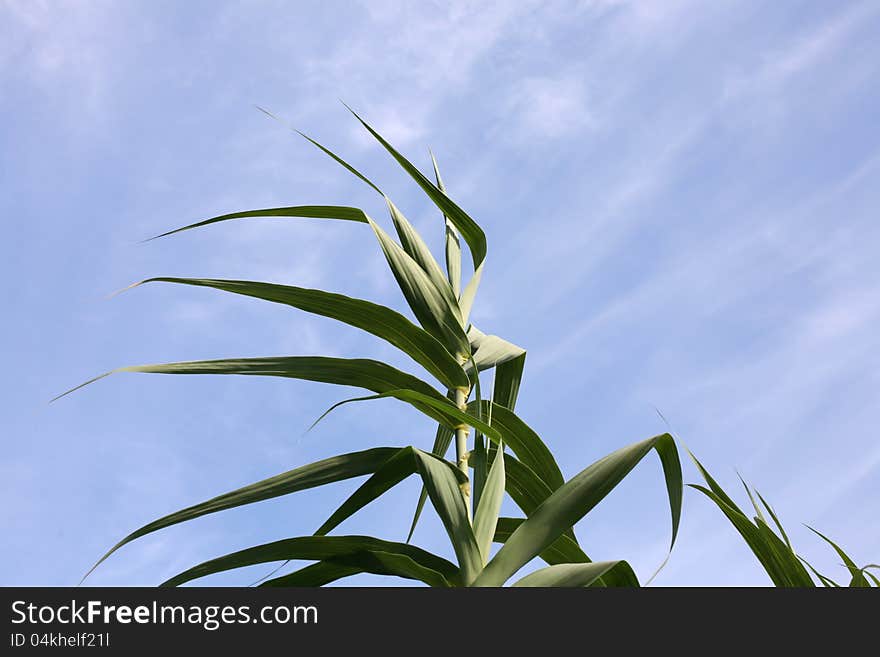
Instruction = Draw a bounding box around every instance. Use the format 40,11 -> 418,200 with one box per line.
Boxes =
474,434 -> 681,586
412,450 -> 483,585
53,357 -> 448,413
133,278 -> 468,390
161,535 -> 459,588
260,561 -> 362,587
345,104 -> 487,270
512,561 -> 637,588
466,327 -> 526,374
315,446 -> 468,537
80,447 -> 401,582
467,401 -> 564,492
315,389 -> 502,442
149,205 -> 368,241
406,423 -> 453,543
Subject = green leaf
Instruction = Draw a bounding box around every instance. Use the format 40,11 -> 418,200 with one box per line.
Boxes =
473,442 -> 506,563
53,357 -> 449,416
385,199 -> 460,319
754,489 -> 793,550
459,263 -> 483,326
799,557 -> 841,587
314,446 -> 468,537
412,450 -> 483,585
345,104 -> 487,270
474,434 -> 681,587
512,561 -> 637,588
467,401 -> 564,492
366,217 -> 470,358
133,277 -> 468,390
406,423 -> 453,542
161,535 -> 459,588
466,327 -> 526,373
493,517 -> 589,566
429,150 -> 462,298
260,561 -> 362,587
806,526 -> 869,587
493,352 -> 526,411
79,447 -> 401,582
315,389 -> 502,442
689,484 -> 812,587
149,205 -> 368,241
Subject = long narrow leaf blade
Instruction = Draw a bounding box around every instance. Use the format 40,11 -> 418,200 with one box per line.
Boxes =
475,434 -> 680,586
54,356 -> 448,406
430,151 -> 462,297
412,450 -> 483,585
366,217 -> 470,358
80,447 -> 401,582
512,561 -> 636,588
149,205 -> 367,241
345,104 -> 487,269
134,277 -> 468,390
162,535 -> 459,588
473,443 -> 506,562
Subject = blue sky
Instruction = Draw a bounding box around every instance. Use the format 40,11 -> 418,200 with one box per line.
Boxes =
2,0 -> 878,587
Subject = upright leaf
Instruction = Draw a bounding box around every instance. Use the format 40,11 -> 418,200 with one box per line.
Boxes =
430,150 -> 462,297
366,217 -> 470,358
345,104 -> 487,270
473,443 -> 506,563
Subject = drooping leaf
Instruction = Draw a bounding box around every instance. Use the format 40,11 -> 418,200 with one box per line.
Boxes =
466,326 -> 526,374
473,443 -> 505,563
132,277 -> 469,390
493,352 -> 526,411
161,535 -> 459,588
406,423 -> 453,543
411,450 -> 483,585
474,434 -> 681,587
79,447 -> 401,582
345,104 -> 487,270
512,561 -> 637,588
260,561 -> 362,587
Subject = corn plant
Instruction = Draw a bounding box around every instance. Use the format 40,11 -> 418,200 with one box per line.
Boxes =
57,107 -> 683,587
690,454 -> 878,587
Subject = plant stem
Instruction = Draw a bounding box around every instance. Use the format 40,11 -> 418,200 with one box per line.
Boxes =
454,387 -> 472,522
